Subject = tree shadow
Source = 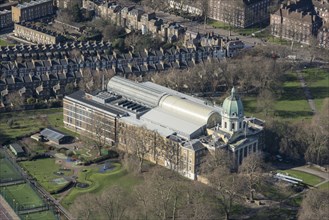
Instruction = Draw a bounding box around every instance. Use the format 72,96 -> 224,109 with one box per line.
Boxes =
275,110 -> 313,119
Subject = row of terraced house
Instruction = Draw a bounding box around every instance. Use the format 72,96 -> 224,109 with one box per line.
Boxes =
0,41 -> 227,107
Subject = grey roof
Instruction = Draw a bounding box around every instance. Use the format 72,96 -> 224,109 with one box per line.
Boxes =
182,139 -> 205,151
40,128 -> 69,142
9,143 -> 24,153
65,90 -> 126,116
107,76 -> 167,107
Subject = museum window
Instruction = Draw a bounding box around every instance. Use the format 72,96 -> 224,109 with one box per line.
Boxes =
224,122 -> 227,128
232,123 -> 235,130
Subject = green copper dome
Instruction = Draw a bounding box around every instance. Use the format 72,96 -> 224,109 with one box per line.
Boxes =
222,87 -> 244,118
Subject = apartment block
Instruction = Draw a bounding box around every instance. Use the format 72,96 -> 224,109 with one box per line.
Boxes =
209,0 -> 271,28
0,9 -> 12,29
11,0 -> 54,23
270,0 -> 329,47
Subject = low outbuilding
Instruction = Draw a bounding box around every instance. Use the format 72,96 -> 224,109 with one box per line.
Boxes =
9,143 -> 25,157
40,128 -> 73,145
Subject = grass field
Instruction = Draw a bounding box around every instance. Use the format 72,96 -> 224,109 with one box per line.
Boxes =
20,158 -> 72,193
0,158 -> 22,180
278,170 -> 324,186
300,68 -> 329,111
61,164 -> 141,208
275,73 -> 312,120
21,210 -> 57,220
318,182 -> 329,190
0,184 -> 44,208
0,39 -> 13,46
207,20 -> 263,36
243,71 -> 324,121
0,108 -> 77,144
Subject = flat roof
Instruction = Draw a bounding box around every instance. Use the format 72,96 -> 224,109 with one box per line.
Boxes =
141,107 -> 204,140
65,90 -> 127,117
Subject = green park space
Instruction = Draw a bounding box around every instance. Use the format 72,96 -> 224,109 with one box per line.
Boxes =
278,170 -> 324,186
318,182 -> 329,190
300,68 -> 329,111
0,183 -> 44,208
0,39 -> 13,46
21,210 -> 57,220
0,108 -> 77,144
243,69 -> 329,121
20,158 -> 73,193
0,158 -> 22,180
61,163 -> 141,208
207,19 -> 262,36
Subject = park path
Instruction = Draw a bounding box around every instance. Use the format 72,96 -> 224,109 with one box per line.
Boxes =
282,166 -> 329,200
296,71 -> 317,113
292,166 -> 329,181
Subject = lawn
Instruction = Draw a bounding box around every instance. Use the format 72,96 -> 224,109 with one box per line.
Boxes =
0,39 -> 13,46
278,170 -> 324,186
242,72 -> 315,121
0,158 -> 22,180
21,210 -> 57,220
207,19 -> 263,36
300,68 -> 329,111
20,158 -> 72,193
61,164 -> 141,208
0,183 -> 44,208
0,108 -> 77,144
318,181 -> 329,190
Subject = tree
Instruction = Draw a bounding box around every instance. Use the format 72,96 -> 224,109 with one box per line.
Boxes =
208,167 -> 243,220
257,89 -> 276,116
201,149 -> 233,175
126,126 -> 153,173
71,186 -> 131,220
85,112 -> 113,156
71,4 -> 83,23
134,167 -> 184,220
239,152 -> 265,201
304,98 -> 329,165
298,188 -> 329,220
7,118 -> 14,129
65,82 -> 76,95
7,91 -> 24,110
102,24 -> 125,41
178,182 -> 220,220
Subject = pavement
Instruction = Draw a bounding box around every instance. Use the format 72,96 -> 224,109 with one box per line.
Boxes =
0,196 -> 20,220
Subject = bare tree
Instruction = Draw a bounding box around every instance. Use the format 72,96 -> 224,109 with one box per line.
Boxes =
208,166 -> 243,220
298,188 -> 329,220
134,167 -> 184,220
304,98 -> 329,165
257,89 -> 276,117
178,182 -> 220,220
84,112 -> 114,156
239,152 -> 265,201
201,149 -> 233,175
125,126 -> 153,173
71,186 -> 131,220
7,91 -> 24,110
